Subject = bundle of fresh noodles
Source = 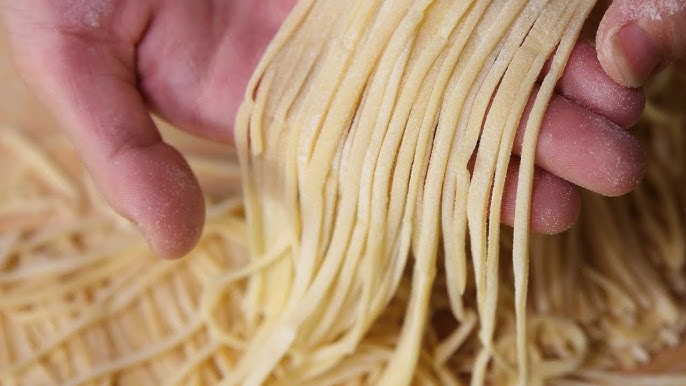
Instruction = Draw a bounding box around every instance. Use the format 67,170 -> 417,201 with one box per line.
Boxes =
0,1 -> 684,385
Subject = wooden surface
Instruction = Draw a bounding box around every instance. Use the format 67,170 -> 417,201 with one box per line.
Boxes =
1,19 -> 685,376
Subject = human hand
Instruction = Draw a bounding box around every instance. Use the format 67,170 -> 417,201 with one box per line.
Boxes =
506,0 -> 686,235
0,1 -> 647,258
1,0 -> 296,258
596,0 -> 686,87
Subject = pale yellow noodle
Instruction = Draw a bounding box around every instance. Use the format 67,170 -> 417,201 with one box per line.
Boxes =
1,2 -> 685,386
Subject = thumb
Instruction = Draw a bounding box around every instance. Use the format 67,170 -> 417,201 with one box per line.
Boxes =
4,26 -> 205,259
596,0 -> 686,87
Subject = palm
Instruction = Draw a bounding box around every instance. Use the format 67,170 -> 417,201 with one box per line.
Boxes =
135,0 -> 296,142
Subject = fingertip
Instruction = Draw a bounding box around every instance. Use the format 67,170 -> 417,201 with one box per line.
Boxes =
597,0 -> 686,88
558,40 -> 646,127
596,6 -> 648,88
608,22 -> 664,88
501,160 -> 581,234
144,191 -> 205,260
519,95 -> 645,198
108,143 -> 205,259
594,131 -> 646,197
529,171 -> 581,234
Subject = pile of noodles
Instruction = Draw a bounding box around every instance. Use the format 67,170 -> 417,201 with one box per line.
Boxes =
0,1 -> 684,385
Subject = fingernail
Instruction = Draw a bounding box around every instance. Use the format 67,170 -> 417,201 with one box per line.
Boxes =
611,22 -> 663,87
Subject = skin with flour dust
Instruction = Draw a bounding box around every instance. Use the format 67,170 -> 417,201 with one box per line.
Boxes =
0,0 -> 684,258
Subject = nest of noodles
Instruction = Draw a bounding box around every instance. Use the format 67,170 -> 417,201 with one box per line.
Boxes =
0,57 -> 683,386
